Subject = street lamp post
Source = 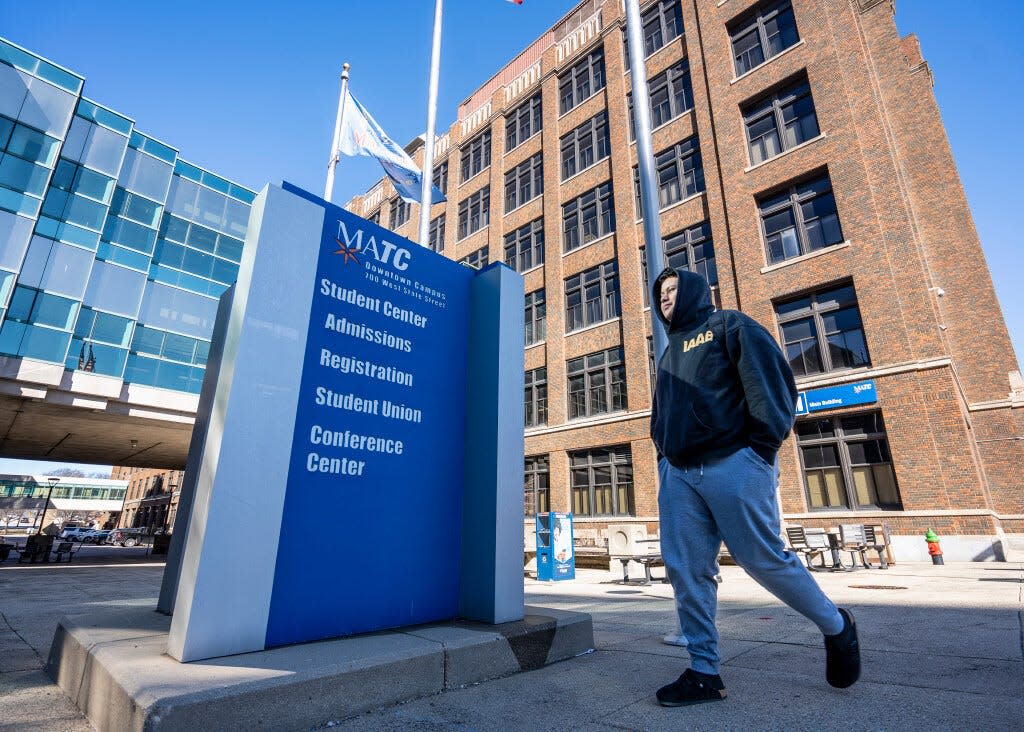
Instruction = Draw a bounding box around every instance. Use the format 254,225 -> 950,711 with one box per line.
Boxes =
162,482 -> 178,534
34,477 -> 60,536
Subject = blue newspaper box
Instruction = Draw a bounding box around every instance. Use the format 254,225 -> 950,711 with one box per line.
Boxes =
535,512 -> 575,581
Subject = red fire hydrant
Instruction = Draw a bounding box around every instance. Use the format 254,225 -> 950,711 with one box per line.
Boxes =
925,528 -> 944,565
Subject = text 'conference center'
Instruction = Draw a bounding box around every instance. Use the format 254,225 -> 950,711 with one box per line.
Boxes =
345,0 -> 1022,559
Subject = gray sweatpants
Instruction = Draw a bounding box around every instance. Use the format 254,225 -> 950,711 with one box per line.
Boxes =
658,447 -> 844,675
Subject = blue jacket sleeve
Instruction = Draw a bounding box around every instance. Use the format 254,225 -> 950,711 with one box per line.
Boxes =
727,319 -> 798,463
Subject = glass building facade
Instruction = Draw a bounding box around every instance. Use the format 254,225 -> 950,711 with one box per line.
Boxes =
0,37 -> 253,394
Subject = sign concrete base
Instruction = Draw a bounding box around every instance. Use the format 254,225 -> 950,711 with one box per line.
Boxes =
46,606 -> 593,732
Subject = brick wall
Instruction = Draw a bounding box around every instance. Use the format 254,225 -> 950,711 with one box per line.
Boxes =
345,0 -> 1022,540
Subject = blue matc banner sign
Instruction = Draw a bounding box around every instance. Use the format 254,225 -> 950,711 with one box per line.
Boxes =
265,185 -> 473,647
796,380 -> 877,415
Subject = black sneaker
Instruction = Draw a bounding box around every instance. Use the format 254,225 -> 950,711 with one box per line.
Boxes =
656,668 -> 727,707
824,607 -> 861,688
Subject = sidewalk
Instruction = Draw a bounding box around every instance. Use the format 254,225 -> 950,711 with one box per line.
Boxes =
2,558 -> 1022,731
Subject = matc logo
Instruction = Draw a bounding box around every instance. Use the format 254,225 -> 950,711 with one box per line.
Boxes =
334,220 -> 411,271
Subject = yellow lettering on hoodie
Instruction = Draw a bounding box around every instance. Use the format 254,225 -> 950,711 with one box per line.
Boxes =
682,330 -> 715,353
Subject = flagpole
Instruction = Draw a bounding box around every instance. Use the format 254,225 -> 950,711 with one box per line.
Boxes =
624,0 -> 668,361
324,63 -> 351,202
418,0 -> 444,245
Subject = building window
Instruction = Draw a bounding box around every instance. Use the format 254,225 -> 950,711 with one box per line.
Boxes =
565,260 -> 620,332
568,346 -> 627,419
641,0 -> 684,56
459,246 -> 489,269
640,222 -> 719,306
432,159 -> 449,195
561,112 -> 610,181
559,48 -> 606,114
506,94 -> 542,152
633,136 -> 704,214
563,182 -> 615,253
368,209 -> 380,225
628,60 -> 693,138
570,445 -> 634,516
759,174 -> 843,264
524,455 -> 550,516
458,186 -> 490,239
730,0 -> 800,76
460,129 -> 491,182
428,214 -> 445,252
525,289 -> 546,345
504,219 -> 544,273
505,153 -> 543,211
622,0 -> 684,68
744,78 -> 819,165
389,197 -> 410,228
796,412 -> 902,511
775,283 -> 870,377
525,367 -> 547,427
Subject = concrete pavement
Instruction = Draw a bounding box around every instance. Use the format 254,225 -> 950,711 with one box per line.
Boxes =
2,550 -> 1022,731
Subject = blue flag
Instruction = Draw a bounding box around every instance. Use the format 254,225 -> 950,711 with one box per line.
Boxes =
337,91 -> 446,205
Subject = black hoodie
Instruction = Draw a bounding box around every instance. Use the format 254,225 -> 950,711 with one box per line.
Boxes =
650,268 -> 798,467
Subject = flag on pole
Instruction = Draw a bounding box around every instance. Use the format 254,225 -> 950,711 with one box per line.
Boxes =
337,91 -> 446,205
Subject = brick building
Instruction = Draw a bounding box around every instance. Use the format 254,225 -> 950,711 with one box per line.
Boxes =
112,466 -> 184,534
346,0 -> 1023,560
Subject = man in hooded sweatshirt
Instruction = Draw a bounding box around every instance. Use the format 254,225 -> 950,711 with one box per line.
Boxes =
650,267 -> 860,707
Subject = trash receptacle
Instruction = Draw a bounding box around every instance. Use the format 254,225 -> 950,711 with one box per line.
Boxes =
152,533 -> 171,555
536,512 -> 575,581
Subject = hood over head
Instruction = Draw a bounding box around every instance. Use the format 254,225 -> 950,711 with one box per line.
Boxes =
652,267 -> 714,333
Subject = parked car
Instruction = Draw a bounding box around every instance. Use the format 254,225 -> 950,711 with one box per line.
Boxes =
59,526 -> 91,541
107,528 -> 147,547
81,529 -> 111,544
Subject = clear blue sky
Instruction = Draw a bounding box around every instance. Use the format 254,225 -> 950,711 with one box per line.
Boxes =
1,0 -> 1021,473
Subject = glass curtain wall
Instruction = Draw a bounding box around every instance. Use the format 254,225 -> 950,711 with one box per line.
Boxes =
0,37 -> 255,394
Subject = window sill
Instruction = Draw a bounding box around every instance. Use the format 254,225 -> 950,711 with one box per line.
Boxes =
633,189 -> 705,224
525,339 -> 546,351
518,263 -> 544,277
730,40 -> 806,85
565,316 -> 621,338
744,134 -> 827,173
506,129 -> 541,155
566,408 -> 629,425
524,407 -> 651,438
457,168 -> 490,189
561,157 -> 611,185
621,35 -> 687,78
557,88 -> 605,121
563,231 -> 615,257
629,109 -> 694,147
456,224 -> 489,243
504,194 -> 543,217
759,241 -> 850,274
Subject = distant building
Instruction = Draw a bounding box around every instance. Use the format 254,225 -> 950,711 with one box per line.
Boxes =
347,0 -> 1023,560
112,466 -> 183,533
0,474 -> 127,530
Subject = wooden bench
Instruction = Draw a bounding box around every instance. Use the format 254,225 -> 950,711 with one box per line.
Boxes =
51,541 -> 79,563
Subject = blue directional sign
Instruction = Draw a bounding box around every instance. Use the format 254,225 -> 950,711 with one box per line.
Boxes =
796,380 -> 877,415
167,181 -> 525,662
264,186 -> 473,646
